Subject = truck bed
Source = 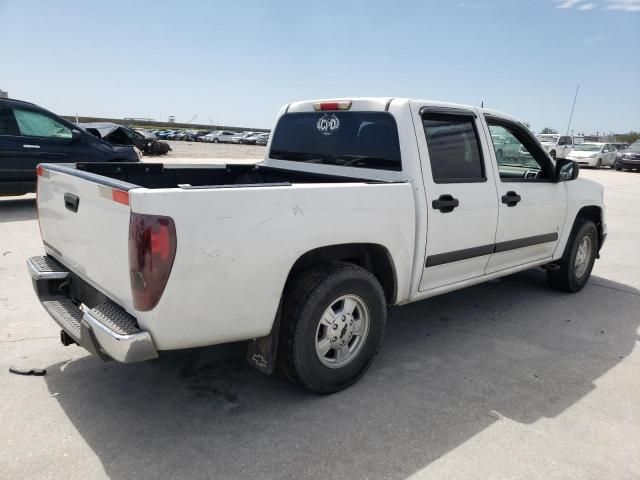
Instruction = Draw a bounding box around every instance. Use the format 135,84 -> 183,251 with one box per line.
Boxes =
36,161 -> 415,351
73,162 -> 384,189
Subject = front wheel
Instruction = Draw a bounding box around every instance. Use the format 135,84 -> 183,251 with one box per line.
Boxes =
547,219 -> 598,293
279,263 -> 386,394
595,158 -> 602,169
213,138 -> 219,143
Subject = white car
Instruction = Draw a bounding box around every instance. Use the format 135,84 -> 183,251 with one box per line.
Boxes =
567,142 -> 617,169
202,130 -> 236,143
28,97 -> 605,394
229,132 -> 260,144
536,133 -> 583,160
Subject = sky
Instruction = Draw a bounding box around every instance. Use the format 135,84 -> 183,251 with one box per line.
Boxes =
1,0 -> 638,133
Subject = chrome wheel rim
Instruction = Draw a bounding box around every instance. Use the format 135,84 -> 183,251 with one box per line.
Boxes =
574,235 -> 592,278
315,294 -> 370,369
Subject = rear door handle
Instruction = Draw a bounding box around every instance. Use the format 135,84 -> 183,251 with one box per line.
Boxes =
64,193 -> 80,213
432,194 -> 459,213
501,191 -> 521,207
23,144 -> 41,149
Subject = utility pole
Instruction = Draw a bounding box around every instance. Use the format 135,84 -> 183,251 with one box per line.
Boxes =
566,84 -> 579,135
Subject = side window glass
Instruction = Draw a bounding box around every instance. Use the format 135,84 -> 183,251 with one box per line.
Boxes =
0,107 -> 20,135
488,123 -> 550,180
422,114 -> 485,183
13,108 -> 71,139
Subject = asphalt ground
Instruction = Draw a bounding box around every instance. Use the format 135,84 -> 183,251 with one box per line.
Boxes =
1,159 -> 639,480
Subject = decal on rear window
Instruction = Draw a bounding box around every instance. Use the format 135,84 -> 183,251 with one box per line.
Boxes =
316,114 -> 340,136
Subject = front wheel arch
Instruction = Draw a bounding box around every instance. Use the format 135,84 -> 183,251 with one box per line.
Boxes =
563,206 -> 604,257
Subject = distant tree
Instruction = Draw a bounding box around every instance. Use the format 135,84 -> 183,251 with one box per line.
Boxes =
615,131 -> 640,144
540,127 -> 558,134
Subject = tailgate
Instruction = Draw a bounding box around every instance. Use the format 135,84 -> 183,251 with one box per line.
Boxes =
37,164 -> 136,311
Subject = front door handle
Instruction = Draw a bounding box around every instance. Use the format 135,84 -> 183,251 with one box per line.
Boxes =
23,144 -> 41,149
64,193 -> 80,213
432,194 -> 459,213
501,191 -> 521,207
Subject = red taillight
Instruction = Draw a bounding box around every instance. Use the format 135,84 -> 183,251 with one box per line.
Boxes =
128,213 -> 177,311
37,165 -> 44,177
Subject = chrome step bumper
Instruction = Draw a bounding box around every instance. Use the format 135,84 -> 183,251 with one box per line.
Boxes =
27,255 -> 158,363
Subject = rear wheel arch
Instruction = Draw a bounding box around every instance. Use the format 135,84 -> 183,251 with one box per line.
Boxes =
285,243 -> 397,306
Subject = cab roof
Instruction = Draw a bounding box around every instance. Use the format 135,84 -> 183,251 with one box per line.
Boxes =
285,97 -> 520,124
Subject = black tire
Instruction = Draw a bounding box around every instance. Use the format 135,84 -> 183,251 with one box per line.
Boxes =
213,138 -> 219,143
279,262 -> 387,394
547,219 -> 598,293
595,158 -> 602,169
615,162 -> 622,171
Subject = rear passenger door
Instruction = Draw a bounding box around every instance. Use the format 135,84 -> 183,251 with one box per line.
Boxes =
411,104 -> 500,291
603,145 -> 615,166
483,116 -> 567,273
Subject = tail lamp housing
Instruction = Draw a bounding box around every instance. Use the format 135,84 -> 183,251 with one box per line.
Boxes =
128,212 -> 177,311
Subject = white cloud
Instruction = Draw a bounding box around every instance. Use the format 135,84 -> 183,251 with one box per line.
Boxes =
552,0 -> 640,12
555,0 -> 583,8
605,0 -> 640,11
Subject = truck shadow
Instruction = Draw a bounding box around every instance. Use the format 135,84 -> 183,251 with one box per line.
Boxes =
44,270 -> 640,480
0,196 -> 37,223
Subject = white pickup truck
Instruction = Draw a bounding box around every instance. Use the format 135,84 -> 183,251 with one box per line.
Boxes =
29,98 -> 606,394
536,133 -> 583,160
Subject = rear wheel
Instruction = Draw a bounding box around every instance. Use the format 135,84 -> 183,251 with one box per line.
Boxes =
279,263 -> 386,394
547,219 -> 598,293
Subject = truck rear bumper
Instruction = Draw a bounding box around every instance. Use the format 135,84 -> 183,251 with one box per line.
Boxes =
27,256 -> 158,363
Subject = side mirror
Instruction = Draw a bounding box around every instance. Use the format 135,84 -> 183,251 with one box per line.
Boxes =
555,158 -> 579,182
71,129 -> 82,142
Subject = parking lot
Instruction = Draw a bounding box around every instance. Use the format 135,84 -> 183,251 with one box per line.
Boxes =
156,140 -> 266,162
1,163 -> 639,479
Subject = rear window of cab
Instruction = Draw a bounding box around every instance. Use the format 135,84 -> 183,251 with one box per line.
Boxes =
269,111 -> 402,171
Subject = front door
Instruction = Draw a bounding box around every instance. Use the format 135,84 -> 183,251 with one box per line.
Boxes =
483,117 -> 567,273
10,106 -> 75,182
411,103 -> 500,291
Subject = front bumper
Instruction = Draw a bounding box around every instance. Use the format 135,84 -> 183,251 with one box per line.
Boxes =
27,256 -> 158,363
569,157 -> 597,167
618,159 -> 640,169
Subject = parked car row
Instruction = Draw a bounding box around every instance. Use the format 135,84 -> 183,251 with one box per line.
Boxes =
491,128 -> 639,171
151,128 -> 270,145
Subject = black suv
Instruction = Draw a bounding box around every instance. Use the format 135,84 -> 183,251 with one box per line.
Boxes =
0,98 -> 139,195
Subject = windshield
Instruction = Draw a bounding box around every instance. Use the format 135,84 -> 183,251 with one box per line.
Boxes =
627,141 -> 640,153
573,144 -> 602,152
537,135 -> 558,143
269,111 -> 402,171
